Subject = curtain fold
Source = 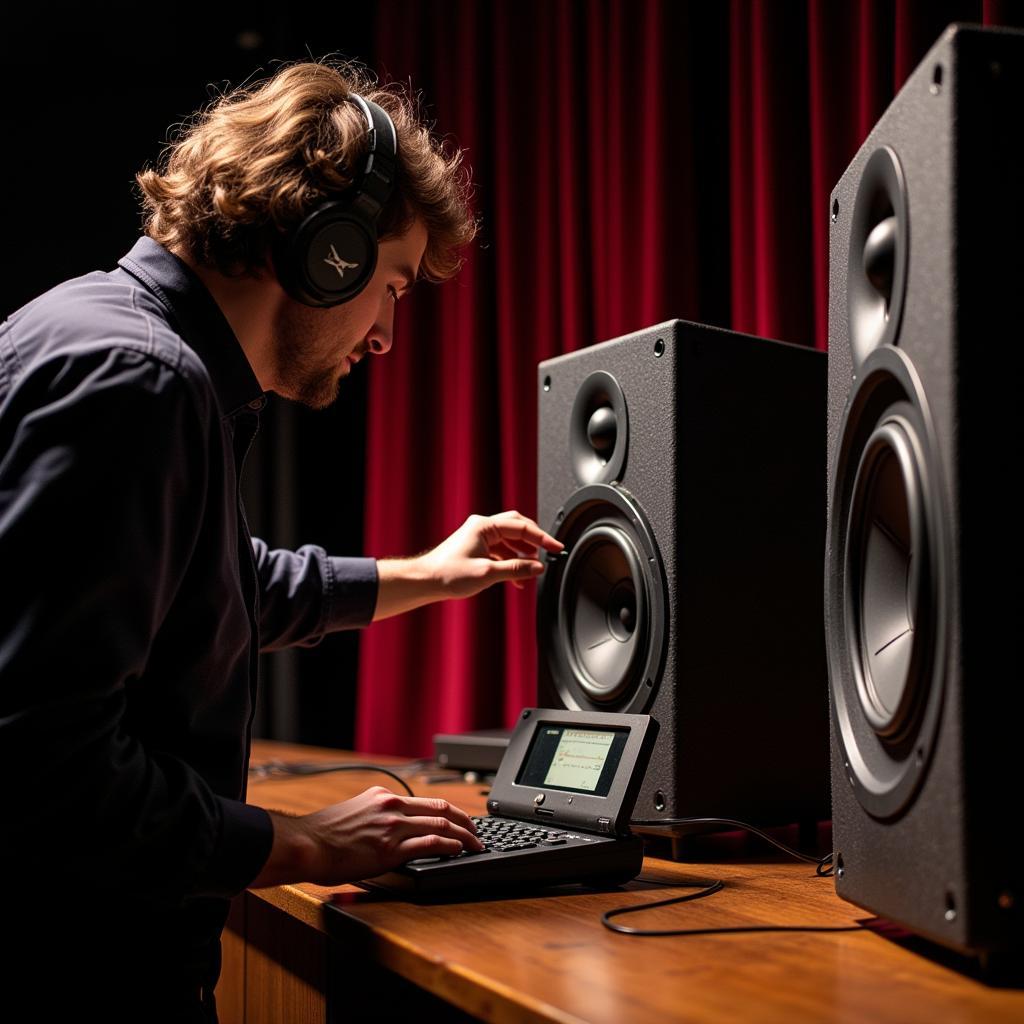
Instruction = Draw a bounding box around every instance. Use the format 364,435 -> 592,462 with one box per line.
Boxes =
357,0 -> 1020,756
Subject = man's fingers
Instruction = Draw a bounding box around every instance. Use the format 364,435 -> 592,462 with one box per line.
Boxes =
400,815 -> 484,850
483,559 -> 545,584
486,512 -> 564,552
488,541 -> 525,561
399,796 -> 479,834
400,834 -> 465,859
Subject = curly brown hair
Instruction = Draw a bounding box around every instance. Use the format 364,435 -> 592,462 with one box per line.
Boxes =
136,60 -> 477,283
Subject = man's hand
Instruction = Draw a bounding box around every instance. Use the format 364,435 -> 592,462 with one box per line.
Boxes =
373,510 -> 565,621
250,786 -> 484,889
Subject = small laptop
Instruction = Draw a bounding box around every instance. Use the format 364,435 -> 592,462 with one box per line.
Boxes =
359,708 -> 658,895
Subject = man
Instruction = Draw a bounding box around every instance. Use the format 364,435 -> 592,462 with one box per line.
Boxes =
0,61 -> 561,1020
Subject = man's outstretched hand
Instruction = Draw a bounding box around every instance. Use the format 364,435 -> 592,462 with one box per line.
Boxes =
373,510 -> 564,621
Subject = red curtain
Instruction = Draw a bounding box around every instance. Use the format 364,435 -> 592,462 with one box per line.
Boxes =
357,0 -> 1021,757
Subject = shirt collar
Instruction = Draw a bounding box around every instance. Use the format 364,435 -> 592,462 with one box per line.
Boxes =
116,236 -> 267,418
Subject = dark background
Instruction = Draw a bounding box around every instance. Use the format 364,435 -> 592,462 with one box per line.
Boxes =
5,2 -> 1022,756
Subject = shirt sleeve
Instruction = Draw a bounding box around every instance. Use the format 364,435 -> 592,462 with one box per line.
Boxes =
0,344 -> 272,907
251,538 -> 379,653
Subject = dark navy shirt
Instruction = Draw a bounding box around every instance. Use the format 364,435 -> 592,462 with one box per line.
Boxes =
0,236 -> 379,1002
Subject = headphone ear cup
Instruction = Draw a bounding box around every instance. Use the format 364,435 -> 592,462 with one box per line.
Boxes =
276,203 -> 378,307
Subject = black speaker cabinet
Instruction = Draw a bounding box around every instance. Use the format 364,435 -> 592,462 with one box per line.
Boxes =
826,23 -> 1023,962
537,319 -> 829,831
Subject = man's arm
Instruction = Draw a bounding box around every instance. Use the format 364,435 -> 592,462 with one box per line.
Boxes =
371,511 -> 564,621
252,511 -> 562,645
251,539 -> 379,651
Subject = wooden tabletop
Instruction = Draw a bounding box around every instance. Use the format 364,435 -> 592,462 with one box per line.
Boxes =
246,739 -> 1024,1024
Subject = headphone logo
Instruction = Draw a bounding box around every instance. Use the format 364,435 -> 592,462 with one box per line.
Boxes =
324,243 -> 359,280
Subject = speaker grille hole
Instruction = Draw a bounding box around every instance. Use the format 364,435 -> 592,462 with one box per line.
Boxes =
931,64 -> 943,95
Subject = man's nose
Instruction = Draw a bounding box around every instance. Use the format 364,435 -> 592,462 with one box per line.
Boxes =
367,301 -> 394,355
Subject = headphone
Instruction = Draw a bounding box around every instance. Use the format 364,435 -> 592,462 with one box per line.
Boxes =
272,93 -> 398,307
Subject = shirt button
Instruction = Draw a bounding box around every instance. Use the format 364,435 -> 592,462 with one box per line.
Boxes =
247,397 -> 266,411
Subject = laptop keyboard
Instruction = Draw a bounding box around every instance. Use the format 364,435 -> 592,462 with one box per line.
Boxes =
468,815 -> 570,852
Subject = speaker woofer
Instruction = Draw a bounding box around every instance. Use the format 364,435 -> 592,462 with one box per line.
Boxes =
827,346 -> 949,821
846,416 -> 926,739
538,483 -> 667,715
847,146 -> 910,369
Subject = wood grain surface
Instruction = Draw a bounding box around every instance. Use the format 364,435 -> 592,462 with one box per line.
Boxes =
243,739 -> 1024,1024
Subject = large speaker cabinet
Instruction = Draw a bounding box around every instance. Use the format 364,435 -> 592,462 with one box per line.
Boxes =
826,23 -> 1023,961
537,319 -> 829,831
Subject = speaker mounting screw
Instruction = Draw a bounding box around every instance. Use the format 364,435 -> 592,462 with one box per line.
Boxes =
556,508 -> 565,524
831,198 -> 839,223
930,64 -> 943,95
543,375 -> 552,392
944,890 -> 957,922
521,709 -> 531,719
654,339 -> 665,357
835,853 -> 845,879
654,790 -> 666,812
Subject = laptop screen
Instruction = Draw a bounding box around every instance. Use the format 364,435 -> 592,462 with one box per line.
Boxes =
514,723 -> 629,797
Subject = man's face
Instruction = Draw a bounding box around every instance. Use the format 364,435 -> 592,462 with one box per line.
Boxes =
269,217 -> 429,409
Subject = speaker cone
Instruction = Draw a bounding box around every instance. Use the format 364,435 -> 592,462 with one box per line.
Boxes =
538,483 -> 667,714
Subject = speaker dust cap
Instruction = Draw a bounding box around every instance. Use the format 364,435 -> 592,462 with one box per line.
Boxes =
847,146 -> 910,369
569,371 -> 628,486
537,483 -> 667,715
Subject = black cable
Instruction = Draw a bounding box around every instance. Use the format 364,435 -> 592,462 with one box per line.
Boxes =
630,816 -> 833,873
248,760 -> 417,797
600,816 -> 858,937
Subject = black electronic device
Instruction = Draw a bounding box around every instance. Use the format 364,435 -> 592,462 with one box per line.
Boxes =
826,23 -> 1023,964
433,727 -> 511,773
272,92 -> 397,307
360,708 -> 658,895
537,320 -> 829,835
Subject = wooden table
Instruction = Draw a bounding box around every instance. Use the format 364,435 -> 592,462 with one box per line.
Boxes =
217,740 -> 1024,1023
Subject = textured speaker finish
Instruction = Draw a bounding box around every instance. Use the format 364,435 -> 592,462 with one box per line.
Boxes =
827,23 -> 1024,959
539,320 -> 828,828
